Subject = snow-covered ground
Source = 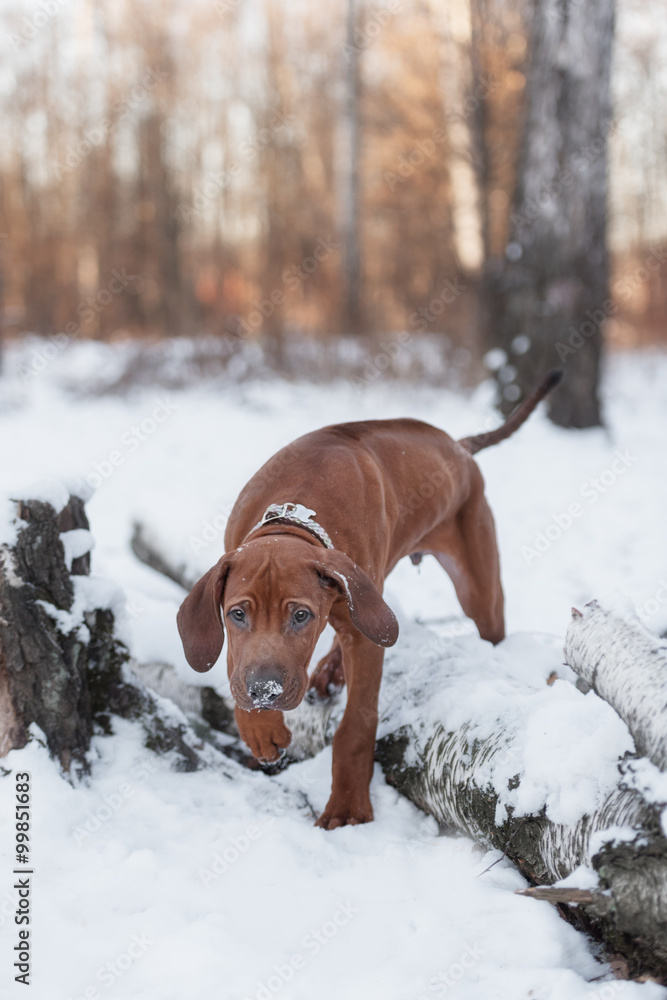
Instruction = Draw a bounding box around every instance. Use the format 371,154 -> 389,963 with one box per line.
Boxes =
1,338 -> 666,1000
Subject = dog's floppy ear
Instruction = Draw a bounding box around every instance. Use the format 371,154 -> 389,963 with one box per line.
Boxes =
312,550 -> 399,647
177,554 -> 235,672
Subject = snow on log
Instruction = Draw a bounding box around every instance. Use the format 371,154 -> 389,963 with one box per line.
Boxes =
0,491 -> 222,773
565,601 -> 667,772
284,624 -> 667,980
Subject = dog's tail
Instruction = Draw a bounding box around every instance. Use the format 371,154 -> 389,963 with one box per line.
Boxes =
458,369 -> 563,455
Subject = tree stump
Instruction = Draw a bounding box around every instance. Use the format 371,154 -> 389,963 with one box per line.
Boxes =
0,494 -> 212,773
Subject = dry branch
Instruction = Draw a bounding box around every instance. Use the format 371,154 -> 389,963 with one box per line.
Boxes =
130,521 -> 197,591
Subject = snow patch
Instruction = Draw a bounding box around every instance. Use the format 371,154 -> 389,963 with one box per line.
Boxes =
554,865 -> 600,891
589,826 -> 645,855
36,575 -> 127,637
17,477 -> 71,512
61,528 -> 95,570
0,498 -> 19,546
0,546 -> 22,587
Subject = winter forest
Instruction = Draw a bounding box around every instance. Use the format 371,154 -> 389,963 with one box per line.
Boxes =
1,0 -> 667,998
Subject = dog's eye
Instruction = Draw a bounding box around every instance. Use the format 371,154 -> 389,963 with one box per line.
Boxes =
229,608 -> 246,623
293,608 -> 311,624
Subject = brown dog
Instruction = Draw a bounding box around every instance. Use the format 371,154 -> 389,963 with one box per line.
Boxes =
177,372 -> 561,828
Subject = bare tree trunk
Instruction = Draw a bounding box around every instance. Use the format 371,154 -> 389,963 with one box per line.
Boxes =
468,0 -> 530,266
341,0 -> 362,335
136,109 -> 184,338
481,0 -> 615,428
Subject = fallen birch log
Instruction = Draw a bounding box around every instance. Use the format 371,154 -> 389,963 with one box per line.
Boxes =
283,626 -> 667,981
565,601 -> 667,771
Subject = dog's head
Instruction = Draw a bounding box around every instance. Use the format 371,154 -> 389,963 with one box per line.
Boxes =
177,536 -> 398,712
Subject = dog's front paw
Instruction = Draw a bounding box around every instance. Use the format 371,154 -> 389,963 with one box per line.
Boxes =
235,707 -> 292,764
307,646 -> 345,701
315,794 -> 373,830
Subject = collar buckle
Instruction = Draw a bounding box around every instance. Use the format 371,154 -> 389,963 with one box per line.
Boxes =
249,502 -> 334,549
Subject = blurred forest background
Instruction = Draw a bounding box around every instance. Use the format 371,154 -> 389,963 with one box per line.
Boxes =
0,0 -> 665,426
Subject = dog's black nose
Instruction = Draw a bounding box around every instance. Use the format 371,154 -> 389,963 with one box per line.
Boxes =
246,670 -> 284,708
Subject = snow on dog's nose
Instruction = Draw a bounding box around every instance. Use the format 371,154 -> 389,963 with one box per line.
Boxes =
245,670 -> 284,709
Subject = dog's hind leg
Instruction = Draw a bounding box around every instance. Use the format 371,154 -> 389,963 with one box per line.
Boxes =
416,488 -> 505,645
